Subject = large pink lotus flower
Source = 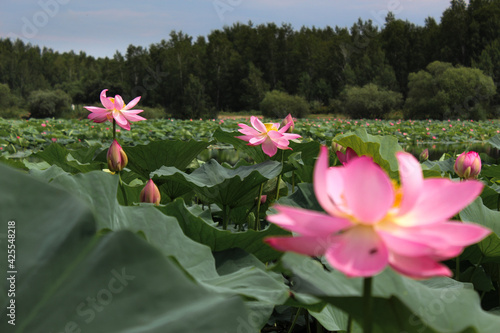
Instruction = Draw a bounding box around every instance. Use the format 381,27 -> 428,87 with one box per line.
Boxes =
236,116 -> 301,157
84,89 -> 145,131
265,146 -> 490,279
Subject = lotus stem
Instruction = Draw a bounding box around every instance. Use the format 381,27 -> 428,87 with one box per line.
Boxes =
276,150 -> 284,200
222,204 -> 230,230
255,182 -> 264,231
287,307 -> 302,333
113,119 -> 116,141
363,277 -> 373,333
347,315 -> 353,332
456,255 -> 460,280
118,172 -> 129,206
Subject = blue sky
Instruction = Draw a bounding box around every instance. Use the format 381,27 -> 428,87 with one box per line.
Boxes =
1,0 -> 452,58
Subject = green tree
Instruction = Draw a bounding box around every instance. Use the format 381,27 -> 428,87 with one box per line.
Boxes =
180,74 -> 214,119
28,89 -> 72,118
240,62 -> 270,110
405,61 -> 496,119
341,84 -> 402,118
260,90 -> 309,118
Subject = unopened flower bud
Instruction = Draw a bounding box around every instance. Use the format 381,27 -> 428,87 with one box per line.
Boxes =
332,141 -> 344,153
280,114 -> 295,133
454,151 -> 481,179
336,147 -> 358,166
140,179 -> 161,205
419,148 -> 429,161
107,140 -> 128,172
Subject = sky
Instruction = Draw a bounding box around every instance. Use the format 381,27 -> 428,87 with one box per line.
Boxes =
0,0 -> 453,59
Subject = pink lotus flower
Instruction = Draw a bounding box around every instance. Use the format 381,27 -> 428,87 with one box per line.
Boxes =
107,139 -> 128,172
84,89 -> 145,131
454,151 -> 481,180
140,179 -> 161,205
236,116 -> 301,157
265,146 -> 490,279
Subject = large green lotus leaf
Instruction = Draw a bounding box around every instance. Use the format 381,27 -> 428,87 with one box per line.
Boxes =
422,157 -> 456,175
275,182 -> 323,213
122,139 -> 211,179
0,164 -> 254,333
151,159 -> 282,208
334,128 -> 403,178
160,199 -> 290,262
205,248 -> 289,328
308,304 -> 349,331
31,168 -> 288,323
460,197 -> 500,263
32,168 -> 219,280
278,252 -> 500,333
35,143 -> 104,173
488,134 -> 500,149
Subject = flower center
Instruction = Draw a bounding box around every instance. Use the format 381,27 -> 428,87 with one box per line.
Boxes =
264,123 -> 279,132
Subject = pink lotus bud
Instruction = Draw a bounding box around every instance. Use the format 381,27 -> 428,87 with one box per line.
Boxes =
419,148 -> 429,161
140,179 -> 161,205
454,151 -> 481,179
280,114 -> 295,133
331,141 -> 344,153
336,147 -> 358,166
107,140 -> 128,172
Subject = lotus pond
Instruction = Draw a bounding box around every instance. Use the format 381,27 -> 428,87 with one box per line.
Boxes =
2,115 -> 500,332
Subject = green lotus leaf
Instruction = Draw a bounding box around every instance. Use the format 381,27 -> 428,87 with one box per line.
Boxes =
0,163 -> 254,333
160,199 -> 290,262
277,252 -> 500,333
334,128 -> 403,178
151,159 -> 282,208
460,197 -> 500,263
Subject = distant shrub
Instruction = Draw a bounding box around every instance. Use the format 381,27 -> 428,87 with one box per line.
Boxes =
28,90 -> 72,118
342,84 -> 403,118
140,107 -> 167,119
260,90 -> 309,118
0,83 -> 29,119
404,61 -> 496,120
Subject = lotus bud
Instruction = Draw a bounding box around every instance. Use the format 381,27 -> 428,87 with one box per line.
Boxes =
336,147 -> 358,166
331,141 -> 344,153
140,179 -> 161,205
107,140 -> 128,172
255,194 -> 267,205
280,114 -> 295,133
454,151 -> 481,179
419,148 -> 429,162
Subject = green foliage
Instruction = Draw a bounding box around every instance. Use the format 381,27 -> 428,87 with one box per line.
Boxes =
405,61 -> 496,120
260,90 -> 309,118
4,119 -> 500,331
0,83 -> 27,119
2,0 -> 500,117
240,62 -> 270,110
341,84 -> 403,118
28,89 -> 72,118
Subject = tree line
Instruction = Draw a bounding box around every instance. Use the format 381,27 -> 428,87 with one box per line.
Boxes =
1,0 -> 500,120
